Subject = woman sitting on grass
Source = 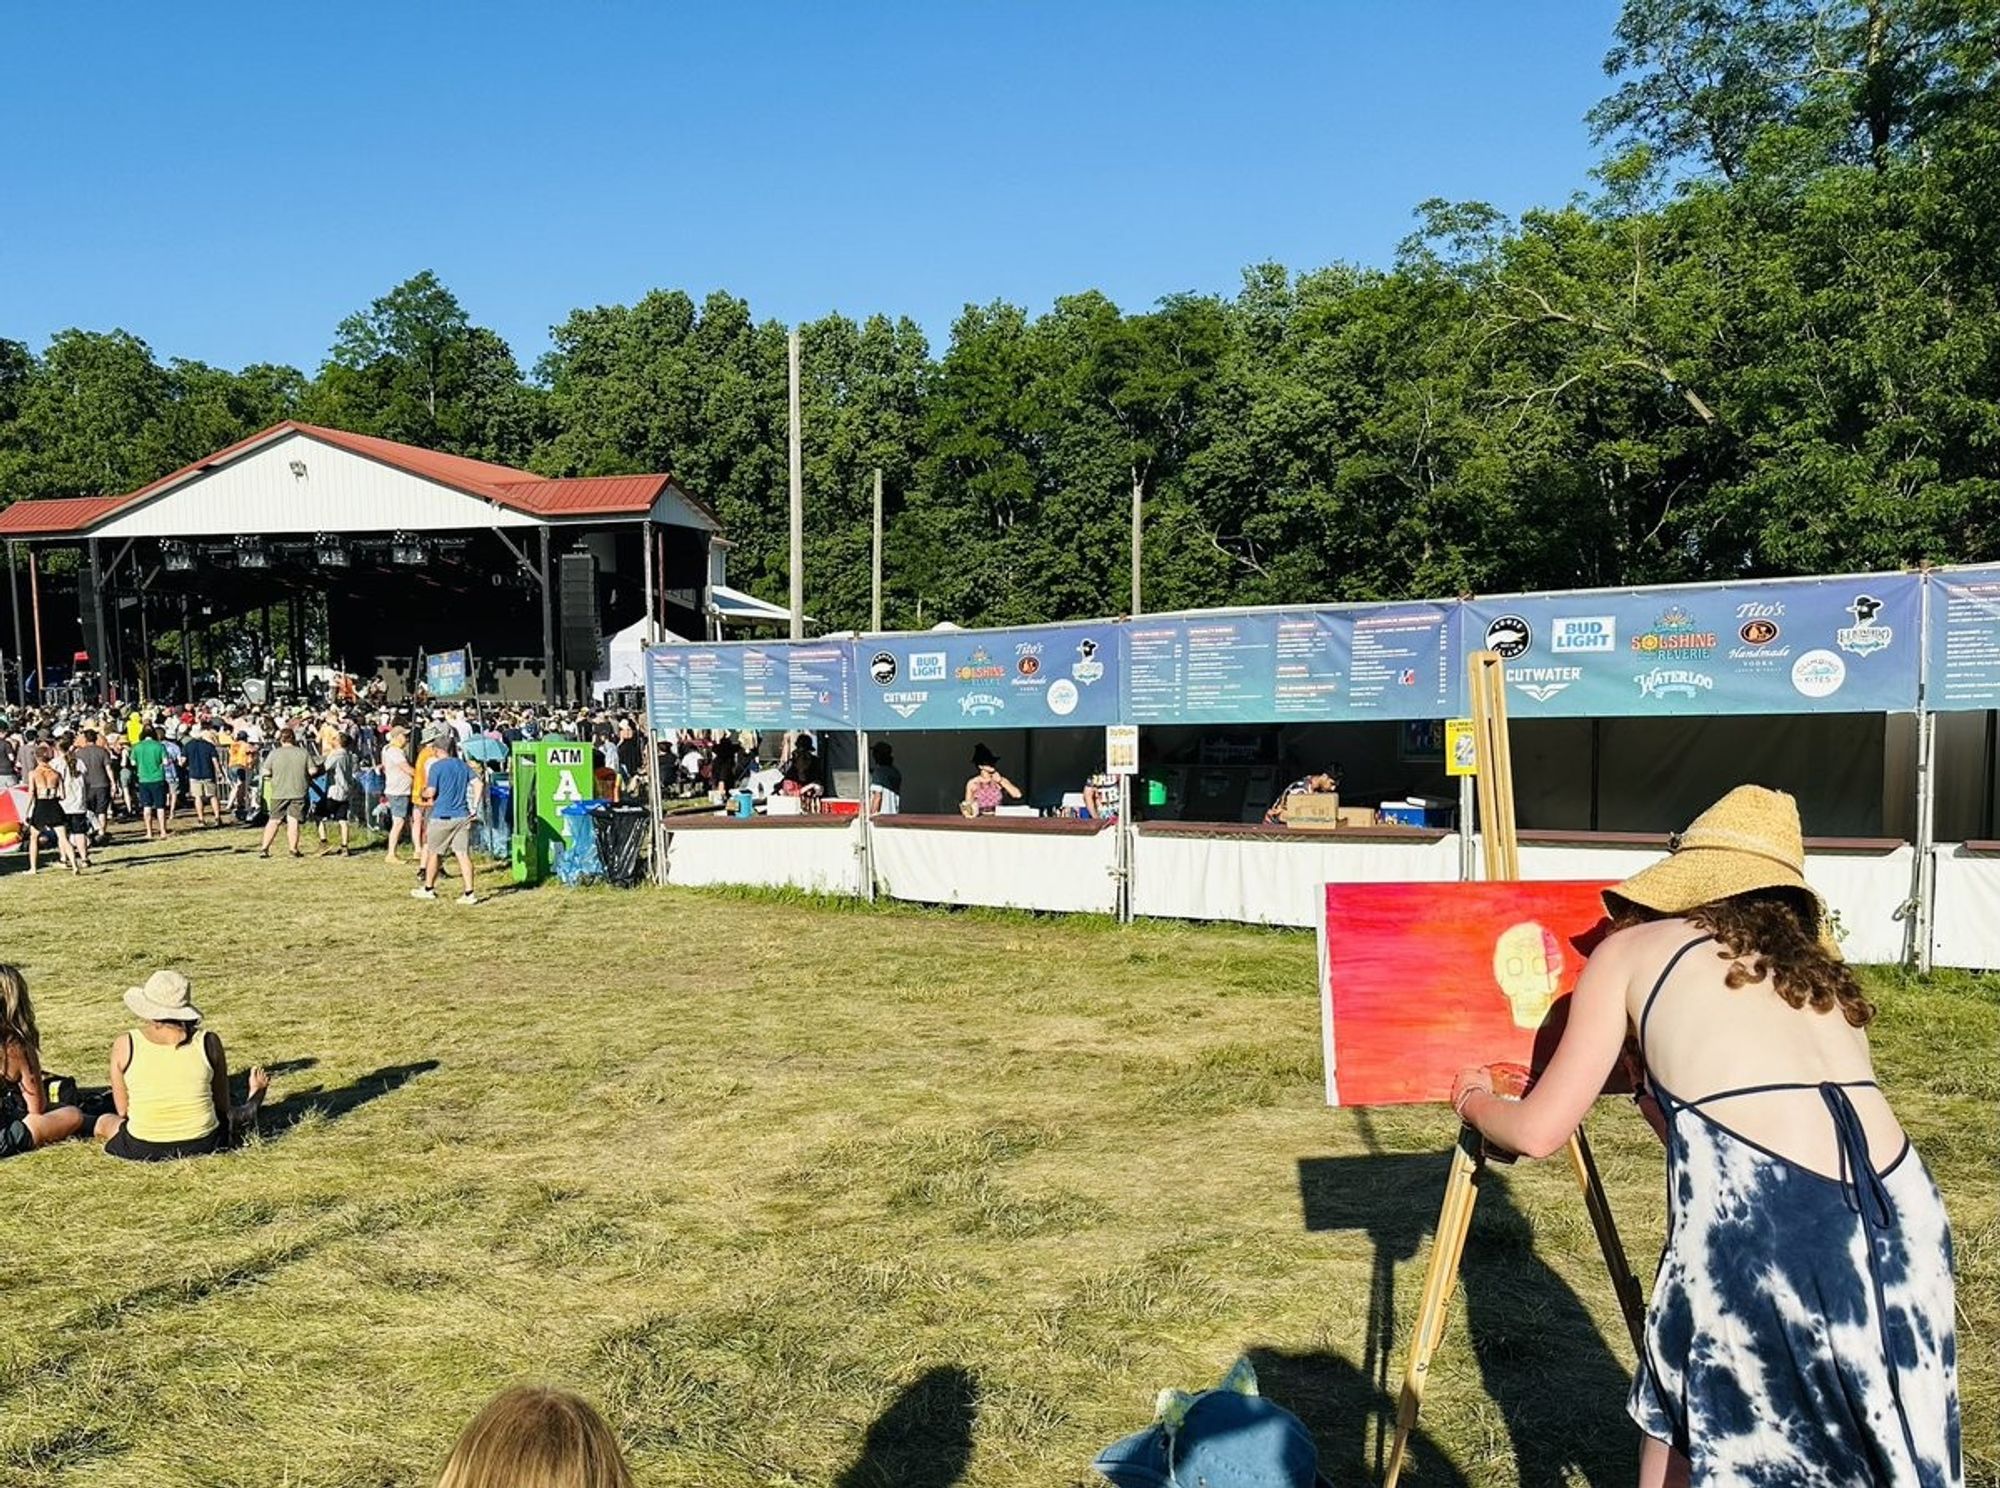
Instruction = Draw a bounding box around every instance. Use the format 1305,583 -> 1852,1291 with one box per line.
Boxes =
437,1384 -> 634,1488
0,965 -> 86,1158
93,970 -> 269,1162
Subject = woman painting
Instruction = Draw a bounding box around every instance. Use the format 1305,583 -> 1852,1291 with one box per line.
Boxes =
1452,787 -> 1958,1488
94,970 -> 269,1163
962,744 -> 1023,816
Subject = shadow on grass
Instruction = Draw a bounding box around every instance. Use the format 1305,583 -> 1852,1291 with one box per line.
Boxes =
1297,1152 -> 1633,1487
1244,1347 -> 1469,1488
259,1059 -> 440,1137
834,1365 -> 979,1488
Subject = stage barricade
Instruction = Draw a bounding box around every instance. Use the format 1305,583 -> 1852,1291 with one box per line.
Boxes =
872,816 -> 1119,914
660,816 -> 865,896
1132,823 -> 1460,928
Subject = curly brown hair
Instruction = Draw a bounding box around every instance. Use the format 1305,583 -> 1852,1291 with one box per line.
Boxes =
1618,889 -> 1874,1027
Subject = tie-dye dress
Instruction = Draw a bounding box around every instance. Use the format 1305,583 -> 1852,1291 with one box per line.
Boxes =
1629,937 -> 1961,1486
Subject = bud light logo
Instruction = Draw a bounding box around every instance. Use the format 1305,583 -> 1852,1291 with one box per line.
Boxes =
1551,616 -> 1616,653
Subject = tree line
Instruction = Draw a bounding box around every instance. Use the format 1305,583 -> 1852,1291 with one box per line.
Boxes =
2,0 -> 1996,634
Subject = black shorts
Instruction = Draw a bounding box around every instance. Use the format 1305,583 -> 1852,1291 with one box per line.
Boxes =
105,1122 -> 228,1163
0,1118 -> 33,1159
65,813 -> 90,837
138,781 -> 168,810
84,786 -> 111,816
29,798 -> 66,830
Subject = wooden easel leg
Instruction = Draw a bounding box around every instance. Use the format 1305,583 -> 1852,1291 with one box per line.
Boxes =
1566,1125 -> 1648,1357
1382,1130 -> 1483,1488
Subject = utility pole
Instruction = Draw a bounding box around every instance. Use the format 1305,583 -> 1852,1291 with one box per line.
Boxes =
788,329 -> 804,641
871,466 -> 884,633
1129,466 -> 1144,616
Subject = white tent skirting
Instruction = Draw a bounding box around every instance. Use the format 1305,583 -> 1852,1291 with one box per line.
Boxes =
872,824 -> 1120,914
662,822 -> 864,896
1132,832 -> 1461,927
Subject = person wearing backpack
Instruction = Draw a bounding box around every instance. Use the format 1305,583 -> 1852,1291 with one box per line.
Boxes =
314,731 -> 358,856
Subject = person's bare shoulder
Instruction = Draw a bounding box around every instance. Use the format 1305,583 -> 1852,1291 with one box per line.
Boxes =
1590,916 -> 1703,968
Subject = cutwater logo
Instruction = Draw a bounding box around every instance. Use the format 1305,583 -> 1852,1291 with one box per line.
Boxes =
1634,667 -> 1715,699
1550,617 -> 1615,653
1836,594 -> 1893,657
883,690 -> 928,718
1506,665 -> 1583,703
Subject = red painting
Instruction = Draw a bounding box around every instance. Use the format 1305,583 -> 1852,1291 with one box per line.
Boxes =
1318,881 -> 1616,1107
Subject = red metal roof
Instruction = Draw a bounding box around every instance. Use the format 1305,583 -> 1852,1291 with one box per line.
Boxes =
0,421 -> 705,535
0,496 -> 132,536
490,474 -> 673,515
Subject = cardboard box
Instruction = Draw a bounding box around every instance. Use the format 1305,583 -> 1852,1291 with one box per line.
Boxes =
1336,806 -> 1378,828
1282,792 -> 1342,828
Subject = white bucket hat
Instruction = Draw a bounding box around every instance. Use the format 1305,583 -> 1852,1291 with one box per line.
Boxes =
123,969 -> 202,1024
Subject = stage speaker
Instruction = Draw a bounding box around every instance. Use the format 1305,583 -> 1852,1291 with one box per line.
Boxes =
559,552 -> 601,670
76,561 -> 105,669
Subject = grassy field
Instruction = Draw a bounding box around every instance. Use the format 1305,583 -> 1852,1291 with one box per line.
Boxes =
0,829 -> 1993,1488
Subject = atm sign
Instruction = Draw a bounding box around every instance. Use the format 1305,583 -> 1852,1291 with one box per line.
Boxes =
545,746 -> 588,766
1550,617 -> 1616,653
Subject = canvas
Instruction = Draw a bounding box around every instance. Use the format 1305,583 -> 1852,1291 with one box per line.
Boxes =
1318,880 -> 1616,1107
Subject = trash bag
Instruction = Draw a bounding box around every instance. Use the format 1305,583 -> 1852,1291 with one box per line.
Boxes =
590,803 -> 649,888
553,803 -> 603,885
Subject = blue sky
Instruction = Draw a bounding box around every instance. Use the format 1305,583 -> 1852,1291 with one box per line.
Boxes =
1,2 -> 1621,375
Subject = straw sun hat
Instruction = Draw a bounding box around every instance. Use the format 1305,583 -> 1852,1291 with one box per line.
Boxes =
1604,785 -> 1839,957
123,969 -> 203,1024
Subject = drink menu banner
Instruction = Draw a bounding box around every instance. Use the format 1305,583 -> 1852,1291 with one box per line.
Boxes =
1461,575 -> 1920,718
1120,604 -> 1456,724
644,642 -> 856,733
1926,567 -> 2000,710
853,622 -> 1121,730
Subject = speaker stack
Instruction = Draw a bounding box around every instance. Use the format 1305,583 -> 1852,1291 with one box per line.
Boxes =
559,552 -> 602,672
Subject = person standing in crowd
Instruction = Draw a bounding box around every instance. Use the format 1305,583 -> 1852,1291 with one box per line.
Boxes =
412,733 -> 477,905
409,726 -> 448,873
57,737 -> 92,871
868,740 -> 902,816
1451,788 -> 1958,1488
962,743 -> 1022,816
315,732 -> 358,856
161,731 -> 185,825
381,725 -> 416,864
182,723 -> 222,828
257,728 -> 312,859
0,722 -> 23,788
615,719 -> 644,796
710,730 -> 743,796
25,744 -> 70,874
112,732 -> 137,818
72,727 -> 114,842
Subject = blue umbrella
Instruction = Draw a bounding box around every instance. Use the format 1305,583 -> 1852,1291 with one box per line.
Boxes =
464,735 -> 508,765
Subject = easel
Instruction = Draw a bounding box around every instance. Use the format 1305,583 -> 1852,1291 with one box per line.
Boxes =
1380,650 -> 1649,1487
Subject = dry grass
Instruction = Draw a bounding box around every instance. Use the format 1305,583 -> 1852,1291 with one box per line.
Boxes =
0,831 -> 1992,1487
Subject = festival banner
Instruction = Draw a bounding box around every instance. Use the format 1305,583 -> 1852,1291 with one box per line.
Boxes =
424,648 -> 471,698
1119,602 -> 1457,726
644,642 -> 856,733
1460,574 -> 1919,718
1319,880 -> 1617,1107
853,622 -> 1121,730
1924,567 -> 2000,711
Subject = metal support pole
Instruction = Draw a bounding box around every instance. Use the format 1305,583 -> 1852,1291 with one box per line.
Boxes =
645,704 -> 667,886
871,467 -> 883,634
788,328 -> 804,640
6,541 -> 22,705
28,547 -> 45,701
538,527 -> 556,708
1459,771 -> 1476,881
640,519 -> 656,644
857,727 -> 877,902
179,596 -> 194,705
1910,570 -> 1937,971
88,539 -> 107,704
1129,466 -> 1143,616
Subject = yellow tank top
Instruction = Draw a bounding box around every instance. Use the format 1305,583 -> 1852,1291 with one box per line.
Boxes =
125,1030 -> 219,1143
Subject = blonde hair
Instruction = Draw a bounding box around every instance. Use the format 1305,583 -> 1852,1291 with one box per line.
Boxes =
437,1386 -> 634,1488
0,965 -> 40,1063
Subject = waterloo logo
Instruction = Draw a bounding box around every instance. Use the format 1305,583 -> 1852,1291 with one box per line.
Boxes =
959,691 -> 1005,717
1836,594 -> 1894,657
1630,606 -> 1718,659
1634,667 -> 1715,699
956,645 -> 1008,682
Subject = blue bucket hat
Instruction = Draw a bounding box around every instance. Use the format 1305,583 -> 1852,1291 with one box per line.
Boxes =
1093,1360 -> 1332,1488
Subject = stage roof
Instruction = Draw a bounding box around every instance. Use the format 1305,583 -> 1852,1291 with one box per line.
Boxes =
0,421 -> 717,539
